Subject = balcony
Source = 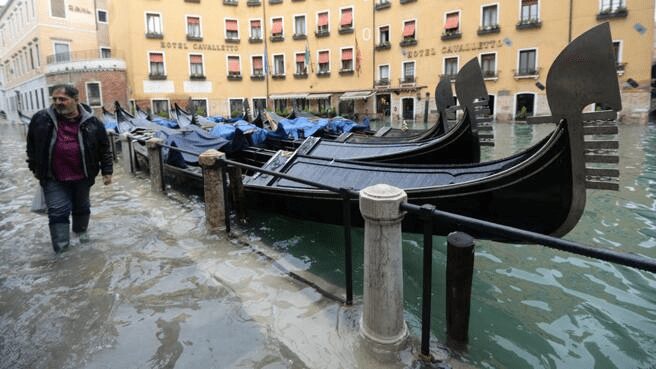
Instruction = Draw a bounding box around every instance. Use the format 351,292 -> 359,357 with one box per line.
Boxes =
186,35 -> 203,42
400,0 -> 416,4
513,67 -> 541,79
190,74 -> 206,80
294,72 -> 308,79
45,49 -> 126,75
269,0 -> 282,4
227,73 -> 242,81
315,29 -> 330,38
375,1 -> 391,10
249,36 -> 263,44
223,0 -> 238,5
482,70 -> 499,80
441,31 -> 461,41
375,78 -> 390,87
185,0 -> 200,2
149,73 -> 167,80
596,7 -> 628,20
247,0 -> 261,6
225,37 -> 240,44
375,42 -> 391,51
477,24 -> 500,35
399,76 -> 416,86
339,26 -> 354,35
271,73 -> 286,80
270,35 -> 284,42
145,32 -> 164,39
293,33 -> 307,40
516,19 -> 542,30
399,38 -> 417,47
339,69 -> 354,75
251,73 -> 265,80
316,71 -> 330,77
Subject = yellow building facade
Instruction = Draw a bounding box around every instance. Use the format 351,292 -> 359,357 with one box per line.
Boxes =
109,0 -> 653,123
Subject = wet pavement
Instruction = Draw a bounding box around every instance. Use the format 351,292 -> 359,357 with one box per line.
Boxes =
0,121 -> 467,369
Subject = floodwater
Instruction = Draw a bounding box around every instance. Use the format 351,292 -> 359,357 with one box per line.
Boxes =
245,122 -> 656,369
0,122 -> 444,369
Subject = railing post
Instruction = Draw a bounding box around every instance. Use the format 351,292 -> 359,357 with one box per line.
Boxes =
198,149 -> 227,233
359,184 -> 408,350
146,138 -> 165,192
119,133 -> 133,174
446,231 -> 475,344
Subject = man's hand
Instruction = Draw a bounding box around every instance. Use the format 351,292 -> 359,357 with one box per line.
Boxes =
103,175 -> 112,185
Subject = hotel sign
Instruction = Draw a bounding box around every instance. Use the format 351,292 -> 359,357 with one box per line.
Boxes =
160,41 -> 239,52
403,40 -> 503,58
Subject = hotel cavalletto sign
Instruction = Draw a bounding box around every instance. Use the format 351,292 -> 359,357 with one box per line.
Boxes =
160,41 -> 239,52
403,39 -> 502,59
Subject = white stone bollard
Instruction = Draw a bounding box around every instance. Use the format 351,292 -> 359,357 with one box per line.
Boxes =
359,184 -> 408,350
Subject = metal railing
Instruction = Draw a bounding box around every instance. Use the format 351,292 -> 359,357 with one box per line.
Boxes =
46,49 -> 123,65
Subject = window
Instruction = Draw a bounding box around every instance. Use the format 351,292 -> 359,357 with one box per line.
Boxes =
601,0 -> 625,12
341,48 -> 353,71
481,53 -> 496,77
444,12 -> 460,34
378,65 -> 390,84
402,20 -> 415,40
149,52 -> 165,76
317,12 -> 329,33
50,0 -> 65,18
190,99 -> 207,116
86,82 -> 102,107
402,61 -> 415,82
444,57 -> 458,77
225,19 -> 239,40
271,18 -> 283,36
318,51 -> 329,73
518,49 -> 537,75
54,42 -> 70,63
379,26 -> 390,44
97,9 -> 108,23
318,97 -> 330,112
189,54 -> 204,78
274,99 -> 287,114
520,0 -> 539,22
253,98 -> 267,112
273,54 -> 285,75
228,55 -> 241,77
294,15 -> 306,36
612,41 -> 625,72
250,20 -> 262,39
146,13 -> 163,35
482,5 -> 498,28
187,16 -> 201,39
152,100 -> 169,118
252,56 -> 264,76
295,53 -> 306,74
340,8 -> 353,29
100,48 -> 111,58
229,99 -> 244,117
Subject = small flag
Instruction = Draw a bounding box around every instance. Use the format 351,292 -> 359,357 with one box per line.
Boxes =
355,37 -> 362,76
263,46 -> 269,75
305,41 -> 313,73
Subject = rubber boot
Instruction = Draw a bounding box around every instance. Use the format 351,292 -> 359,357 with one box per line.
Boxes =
49,223 -> 70,253
73,214 -> 90,243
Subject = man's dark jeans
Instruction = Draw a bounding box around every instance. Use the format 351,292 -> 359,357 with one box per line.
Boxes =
43,179 -> 91,227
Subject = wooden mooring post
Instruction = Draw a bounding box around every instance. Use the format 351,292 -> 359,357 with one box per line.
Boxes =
119,133 -> 133,174
146,138 -> 165,192
198,149 -> 227,232
446,231 -> 475,344
227,166 -> 247,224
359,184 -> 408,350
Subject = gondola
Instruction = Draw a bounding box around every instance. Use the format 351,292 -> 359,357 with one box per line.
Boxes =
239,23 -> 621,241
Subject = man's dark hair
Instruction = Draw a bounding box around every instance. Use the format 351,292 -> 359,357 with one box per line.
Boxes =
50,84 -> 79,99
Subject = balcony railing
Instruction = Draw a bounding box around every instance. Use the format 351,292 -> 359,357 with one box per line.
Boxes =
145,32 -> 164,39
271,73 -> 286,80
227,73 -> 242,80
375,78 -> 390,86
247,0 -> 261,5
399,38 -> 417,47
375,42 -> 391,51
399,76 -> 416,85
596,7 -> 628,20
441,31 -> 461,41
315,29 -> 330,38
375,1 -> 391,10
251,74 -> 265,80
249,36 -> 263,43
225,37 -> 240,44
270,35 -> 284,42
316,70 -> 330,77
400,0 -> 416,4
294,72 -> 308,79
292,33 -> 307,40
438,73 -> 457,81
269,0 -> 282,4
616,62 -> 626,75
339,26 -> 354,35
149,73 -> 167,80
482,70 -> 499,79
190,74 -> 206,80
516,19 -> 542,30
339,68 -> 354,75
477,24 -> 500,35
186,35 -> 203,41
46,49 -> 124,65
513,67 -> 541,79
224,0 -> 238,5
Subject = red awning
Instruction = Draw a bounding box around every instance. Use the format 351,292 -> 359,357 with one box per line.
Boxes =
253,57 -> 263,69
190,55 -> 202,64
340,9 -> 352,26
341,49 -> 353,60
318,13 -> 328,26
187,17 -> 199,25
226,20 -> 238,31
296,54 -> 305,62
228,57 -> 239,72
403,21 -> 415,37
271,19 -> 282,34
149,53 -> 163,63
251,20 -> 261,28
318,51 -> 329,63
445,14 -> 459,30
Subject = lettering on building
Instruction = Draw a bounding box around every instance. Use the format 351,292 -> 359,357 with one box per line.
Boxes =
160,41 -> 239,53
441,40 -> 503,54
68,5 -> 92,14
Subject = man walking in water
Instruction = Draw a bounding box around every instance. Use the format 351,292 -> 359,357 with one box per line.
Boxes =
26,84 -> 113,253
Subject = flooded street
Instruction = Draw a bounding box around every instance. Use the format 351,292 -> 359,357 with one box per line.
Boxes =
0,121 -> 437,369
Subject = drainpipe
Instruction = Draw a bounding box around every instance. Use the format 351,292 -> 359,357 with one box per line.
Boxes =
568,0 -> 573,42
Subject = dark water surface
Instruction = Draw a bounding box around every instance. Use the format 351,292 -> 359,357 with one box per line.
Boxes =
246,123 -> 656,369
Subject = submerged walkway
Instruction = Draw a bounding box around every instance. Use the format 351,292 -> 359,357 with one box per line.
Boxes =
0,121 -> 471,369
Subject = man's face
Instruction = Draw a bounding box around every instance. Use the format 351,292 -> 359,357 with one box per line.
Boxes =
52,89 -> 78,116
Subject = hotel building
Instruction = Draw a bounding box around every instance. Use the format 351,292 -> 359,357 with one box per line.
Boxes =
1,1 -> 652,124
